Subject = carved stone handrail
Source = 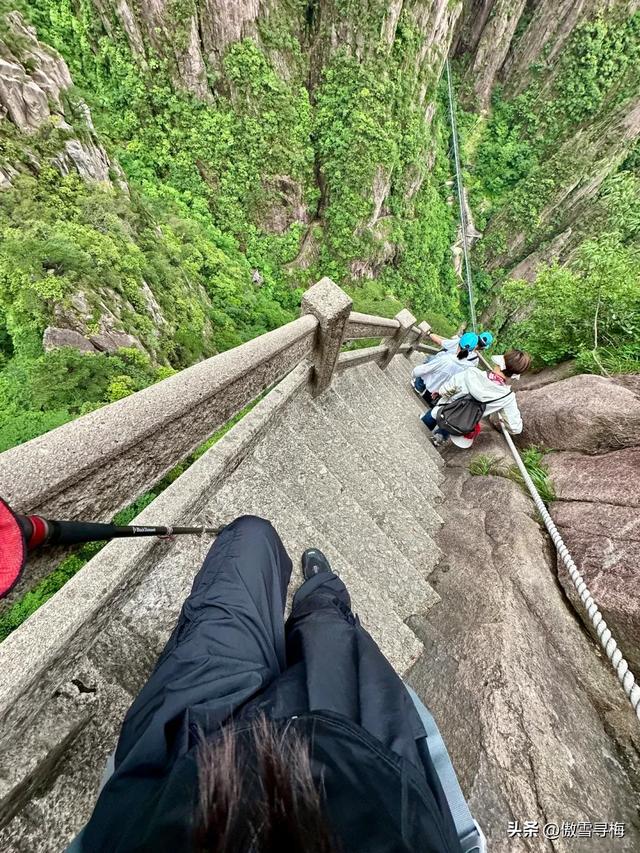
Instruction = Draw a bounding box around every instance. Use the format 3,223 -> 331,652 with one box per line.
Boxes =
0,278 -> 423,605
343,312 -> 400,340
0,315 -> 318,523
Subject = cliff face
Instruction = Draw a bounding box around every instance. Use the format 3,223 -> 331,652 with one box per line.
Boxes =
449,0 -> 640,359
0,11 -> 122,187
0,0 -> 638,386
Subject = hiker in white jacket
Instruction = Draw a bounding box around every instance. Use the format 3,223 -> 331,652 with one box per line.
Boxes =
411,332 -> 479,406
420,350 -> 532,448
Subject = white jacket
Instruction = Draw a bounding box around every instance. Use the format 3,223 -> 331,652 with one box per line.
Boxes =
411,350 -> 477,393
436,367 -> 523,434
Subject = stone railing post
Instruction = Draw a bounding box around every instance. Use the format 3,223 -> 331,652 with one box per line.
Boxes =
407,320 -> 432,356
379,308 -> 416,369
301,277 -> 352,396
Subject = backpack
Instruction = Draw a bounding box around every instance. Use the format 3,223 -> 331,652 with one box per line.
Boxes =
435,391 -> 511,436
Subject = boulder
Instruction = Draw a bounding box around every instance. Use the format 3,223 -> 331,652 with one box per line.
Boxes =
514,359 -> 576,391
89,330 -> 145,354
550,500 -> 640,676
517,374 -> 640,453
613,374 -> 640,397
546,447 -> 640,507
408,469 -> 640,851
42,327 -> 97,354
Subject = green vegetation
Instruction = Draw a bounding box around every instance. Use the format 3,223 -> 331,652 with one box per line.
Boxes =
468,454 -> 505,477
455,11 -> 640,371
0,1 -> 463,451
496,237 -> 640,366
507,447 -> 556,506
469,446 -> 556,506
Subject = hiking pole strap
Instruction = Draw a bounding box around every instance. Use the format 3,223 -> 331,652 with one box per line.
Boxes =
404,684 -> 486,853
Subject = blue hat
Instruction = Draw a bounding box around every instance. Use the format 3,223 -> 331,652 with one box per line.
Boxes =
459,332 -> 479,352
479,331 -> 494,348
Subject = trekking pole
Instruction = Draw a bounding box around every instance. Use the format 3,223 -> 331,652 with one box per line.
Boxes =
0,496 -> 222,598
17,514 -> 222,551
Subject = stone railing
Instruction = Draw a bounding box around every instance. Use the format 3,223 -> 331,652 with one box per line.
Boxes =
0,278 -> 431,603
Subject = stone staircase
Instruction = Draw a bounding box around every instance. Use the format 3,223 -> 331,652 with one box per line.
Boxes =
0,352 -> 446,850
209,357 -> 443,670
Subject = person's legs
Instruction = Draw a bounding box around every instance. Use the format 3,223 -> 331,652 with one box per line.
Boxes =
421,410 -> 450,442
246,558 -> 426,771
77,516 -> 294,850
113,515 -> 292,772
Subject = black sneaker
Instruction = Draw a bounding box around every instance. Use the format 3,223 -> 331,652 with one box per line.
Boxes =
301,548 -> 332,581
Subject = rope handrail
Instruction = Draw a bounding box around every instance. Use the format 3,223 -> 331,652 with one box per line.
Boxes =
474,353 -> 640,721
499,423 -> 640,721
446,58 -> 477,333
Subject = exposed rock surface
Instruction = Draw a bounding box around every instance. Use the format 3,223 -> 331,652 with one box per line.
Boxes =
89,329 -> 145,354
517,374 -> 640,453
546,446 -> 640,507
408,468 -> 640,851
511,367 -> 640,720
0,12 -> 72,132
43,327 -> 98,354
0,12 -> 122,186
514,360 -> 577,392
551,500 -> 640,676
43,325 -> 146,356
255,174 -> 308,235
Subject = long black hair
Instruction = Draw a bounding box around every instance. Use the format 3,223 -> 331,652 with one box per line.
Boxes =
194,716 -> 340,853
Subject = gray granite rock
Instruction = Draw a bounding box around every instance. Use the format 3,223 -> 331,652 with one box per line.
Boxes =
408,470 -> 640,852
42,326 -> 97,354
517,374 -> 640,454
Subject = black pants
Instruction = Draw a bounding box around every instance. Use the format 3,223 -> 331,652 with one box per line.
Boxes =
110,515 -> 425,779
77,516 -> 438,852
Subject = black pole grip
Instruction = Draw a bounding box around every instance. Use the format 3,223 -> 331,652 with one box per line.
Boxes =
45,520 -> 144,546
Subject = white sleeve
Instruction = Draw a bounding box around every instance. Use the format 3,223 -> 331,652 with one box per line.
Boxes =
439,374 -> 465,399
501,394 -> 523,434
441,337 -> 459,354
412,363 -> 431,379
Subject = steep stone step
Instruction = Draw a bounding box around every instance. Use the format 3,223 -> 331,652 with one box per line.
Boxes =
385,354 -> 428,411
333,368 -> 442,502
357,362 -> 444,477
313,386 -> 439,527
251,420 -> 440,620
285,393 -> 440,578
206,463 -> 424,673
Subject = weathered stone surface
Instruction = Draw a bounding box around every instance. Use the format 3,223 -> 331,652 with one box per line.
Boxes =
518,374 -> 640,453
89,329 -> 145,353
42,326 -> 97,354
408,468 -> 640,851
613,374 -> 640,397
0,13 -> 71,132
0,317 -> 317,543
546,446 -> 640,507
256,174 -> 308,235
379,308 -> 416,369
514,360 -> 577,391
551,500 -> 640,676
58,138 -> 112,183
301,277 -> 352,396
465,0 -> 528,108
0,12 -> 122,185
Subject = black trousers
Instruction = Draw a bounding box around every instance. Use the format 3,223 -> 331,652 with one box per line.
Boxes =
80,516 -> 435,850
112,515 -> 425,775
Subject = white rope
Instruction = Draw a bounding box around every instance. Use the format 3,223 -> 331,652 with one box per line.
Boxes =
446,58 -> 477,333
499,423 -> 640,722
